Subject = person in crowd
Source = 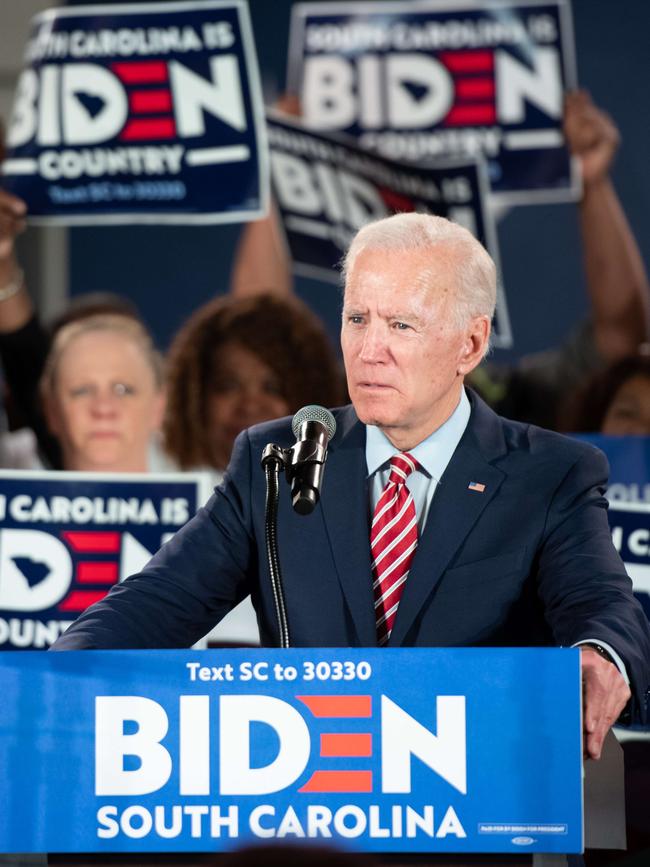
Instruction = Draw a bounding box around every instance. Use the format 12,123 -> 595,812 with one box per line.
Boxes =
52,213 -> 650,766
39,313 -> 165,472
567,354 -> 650,435
1,283 -> 148,469
163,293 -> 344,476
484,90 -> 649,427
0,117 -> 154,468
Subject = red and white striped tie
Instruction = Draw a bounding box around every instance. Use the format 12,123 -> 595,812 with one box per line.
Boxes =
371,452 -> 419,645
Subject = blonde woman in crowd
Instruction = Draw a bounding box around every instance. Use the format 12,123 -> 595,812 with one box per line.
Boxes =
40,313 -> 165,473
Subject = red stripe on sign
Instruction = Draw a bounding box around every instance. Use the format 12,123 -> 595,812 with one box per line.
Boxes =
456,78 -> 496,100
320,733 -> 372,758
121,118 -> 176,140
299,771 -> 373,793
77,562 -> 119,584
112,61 -> 168,83
445,104 -> 496,126
62,532 -> 121,553
129,90 -> 173,113
439,51 -> 494,73
379,188 -> 416,212
59,590 -> 110,612
297,695 -> 372,718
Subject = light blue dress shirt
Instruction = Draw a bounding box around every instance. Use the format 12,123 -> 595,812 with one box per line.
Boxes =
366,388 -> 470,531
364,387 -> 628,680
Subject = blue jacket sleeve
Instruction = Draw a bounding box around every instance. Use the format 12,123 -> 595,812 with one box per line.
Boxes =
536,446 -> 650,723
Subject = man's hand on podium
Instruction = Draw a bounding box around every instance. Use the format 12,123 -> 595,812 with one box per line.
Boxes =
581,646 -> 630,760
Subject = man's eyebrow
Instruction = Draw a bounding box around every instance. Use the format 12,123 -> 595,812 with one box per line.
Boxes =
384,310 -> 426,326
342,305 -> 426,326
342,305 -> 368,314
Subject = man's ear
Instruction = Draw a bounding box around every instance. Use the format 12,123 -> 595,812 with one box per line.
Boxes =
457,316 -> 491,376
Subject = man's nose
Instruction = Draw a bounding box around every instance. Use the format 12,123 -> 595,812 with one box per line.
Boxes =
358,325 -> 387,362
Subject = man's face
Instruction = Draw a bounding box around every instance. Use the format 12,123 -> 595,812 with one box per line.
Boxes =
341,246 -> 485,449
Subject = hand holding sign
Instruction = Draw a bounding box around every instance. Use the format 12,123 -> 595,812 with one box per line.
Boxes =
564,90 -> 620,188
0,181 -> 29,330
0,188 -> 27,263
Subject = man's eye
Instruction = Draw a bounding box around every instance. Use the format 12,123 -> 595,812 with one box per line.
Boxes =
392,321 -> 411,330
348,315 -> 364,325
113,383 -> 135,397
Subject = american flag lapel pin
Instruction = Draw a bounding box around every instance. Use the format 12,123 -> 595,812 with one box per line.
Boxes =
467,481 -> 486,493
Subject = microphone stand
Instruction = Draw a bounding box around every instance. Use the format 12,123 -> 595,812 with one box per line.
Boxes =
261,423 -> 330,649
261,443 -> 291,648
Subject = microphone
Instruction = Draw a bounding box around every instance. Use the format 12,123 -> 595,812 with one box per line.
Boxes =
288,405 -> 337,515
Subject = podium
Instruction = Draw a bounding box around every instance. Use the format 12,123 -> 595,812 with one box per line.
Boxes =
0,648 -> 625,864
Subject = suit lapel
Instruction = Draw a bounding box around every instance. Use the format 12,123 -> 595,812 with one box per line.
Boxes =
319,406 -> 378,646
389,392 -> 507,646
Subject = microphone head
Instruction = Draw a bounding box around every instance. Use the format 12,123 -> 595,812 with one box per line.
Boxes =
292,405 -> 337,440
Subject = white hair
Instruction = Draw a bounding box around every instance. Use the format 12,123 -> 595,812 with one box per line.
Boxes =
341,212 -> 497,332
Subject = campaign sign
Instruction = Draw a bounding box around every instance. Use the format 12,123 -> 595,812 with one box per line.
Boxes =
571,439 -> 650,731
268,112 -> 512,348
607,502 -> 650,623
576,434 -> 650,507
288,0 -> 579,203
0,1 -> 268,224
0,470 -> 211,649
573,435 -> 650,621
0,647 -> 582,853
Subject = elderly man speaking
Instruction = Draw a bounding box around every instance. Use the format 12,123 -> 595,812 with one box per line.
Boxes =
53,213 -> 650,761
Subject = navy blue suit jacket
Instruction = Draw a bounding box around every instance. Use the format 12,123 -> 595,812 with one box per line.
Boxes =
53,391 -> 650,721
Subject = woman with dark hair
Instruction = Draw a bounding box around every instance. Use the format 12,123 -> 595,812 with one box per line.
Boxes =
568,354 -> 650,434
164,293 -> 344,474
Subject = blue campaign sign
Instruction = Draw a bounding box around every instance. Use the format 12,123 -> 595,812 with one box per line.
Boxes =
0,470 -> 211,649
0,647 -> 582,853
576,434 -> 650,506
573,435 -> 650,621
288,0 -> 579,204
607,502 -> 650,623
0,1 -> 268,224
268,111 -> 511,348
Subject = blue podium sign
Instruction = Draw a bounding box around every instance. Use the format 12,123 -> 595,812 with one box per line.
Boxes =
0,648 -> 582,853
